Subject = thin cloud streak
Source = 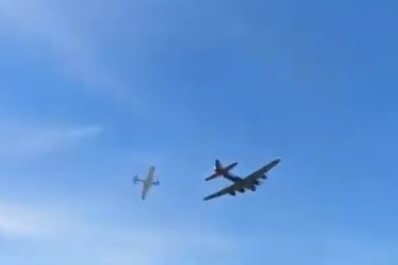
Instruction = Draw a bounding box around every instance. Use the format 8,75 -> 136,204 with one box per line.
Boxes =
0,0 -> 142,110
0,199 -> 238,264
0,201 -> 69,239
0,120 -> 103,157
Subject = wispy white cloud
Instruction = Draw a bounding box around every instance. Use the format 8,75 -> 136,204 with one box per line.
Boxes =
0,120 -> 103,157
0,201 -> 70,239
101,225 -> 235,265
0,0 -> 140,107
2,199 -> 396,265
0,199 -> 237,265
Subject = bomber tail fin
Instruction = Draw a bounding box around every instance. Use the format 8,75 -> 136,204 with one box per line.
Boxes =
215,159 -> 222,170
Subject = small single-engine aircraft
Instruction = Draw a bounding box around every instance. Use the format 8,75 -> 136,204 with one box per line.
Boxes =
133,166 -> 159,200
203,159 -> 281,201
205,159 -> 238,181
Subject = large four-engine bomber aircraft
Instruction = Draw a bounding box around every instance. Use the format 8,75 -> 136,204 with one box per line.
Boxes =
133,166 -> 159,200
203,159 -> 281,201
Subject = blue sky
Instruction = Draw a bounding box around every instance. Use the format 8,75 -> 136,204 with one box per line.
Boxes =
0,0 -> 397,264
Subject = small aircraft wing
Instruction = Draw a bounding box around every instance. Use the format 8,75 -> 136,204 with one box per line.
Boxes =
203,184 -> 237,201
141,166 -> 156,200
141,184 -> 150,200
146,166 -> 155,183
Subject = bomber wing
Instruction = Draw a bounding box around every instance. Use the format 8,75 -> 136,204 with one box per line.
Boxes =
245,159 -> 281,183
203,184 -> 237,201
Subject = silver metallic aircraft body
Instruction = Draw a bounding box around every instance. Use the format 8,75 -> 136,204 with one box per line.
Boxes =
134,166 -> 159,200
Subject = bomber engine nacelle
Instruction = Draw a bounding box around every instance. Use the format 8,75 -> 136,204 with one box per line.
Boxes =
229,191 -> 236,196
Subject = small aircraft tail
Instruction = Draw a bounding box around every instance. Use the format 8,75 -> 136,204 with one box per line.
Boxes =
133,175 -> 140,184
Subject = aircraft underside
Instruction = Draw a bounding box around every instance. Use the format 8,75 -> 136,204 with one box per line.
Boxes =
203,158 -> 281,201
